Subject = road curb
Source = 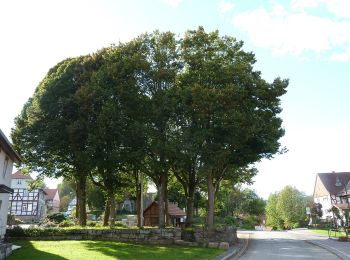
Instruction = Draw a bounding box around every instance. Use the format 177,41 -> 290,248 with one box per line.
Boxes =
214,233 -> 250,260
304,240 -> 346,260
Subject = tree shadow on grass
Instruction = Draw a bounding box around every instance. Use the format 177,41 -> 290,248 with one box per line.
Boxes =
81,241 -> 222,260
7,241 -> 68,260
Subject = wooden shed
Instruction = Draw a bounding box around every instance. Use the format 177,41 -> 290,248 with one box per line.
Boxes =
143,201 -> 186,227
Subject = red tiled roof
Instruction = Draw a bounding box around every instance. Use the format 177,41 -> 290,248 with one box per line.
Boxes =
44,188 -> 58,200
168,202 -> 186,217
144,201 -> 186,217
11,171 -> 33,180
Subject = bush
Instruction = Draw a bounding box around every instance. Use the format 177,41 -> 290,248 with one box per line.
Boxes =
58,220 -> 75,227
15,218 -> 24,225
6,226 -> 25,237
38,218 -> 58,228
87,221 -> 97,227
47,212 -> 66,223
224,216 -> 236,227
115,221 -> 127,228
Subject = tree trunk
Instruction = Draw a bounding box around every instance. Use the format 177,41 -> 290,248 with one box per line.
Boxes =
75,186 -> 80,220
77,174 -> 87,226
103,198 -> 111,226
158,173 -> 167,228
134,170 -> 142,227
186,185 -> 195,227
109,195 -> 116,228
165,176 -> 170,226
207,172 -> 215,230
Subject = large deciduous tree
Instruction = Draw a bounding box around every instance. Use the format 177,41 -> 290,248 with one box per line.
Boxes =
176,27 -> 287,229
12,55 -> 103,226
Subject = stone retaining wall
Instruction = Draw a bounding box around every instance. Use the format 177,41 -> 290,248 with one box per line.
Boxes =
8,228 -> 181,245
182,227 -> 238,245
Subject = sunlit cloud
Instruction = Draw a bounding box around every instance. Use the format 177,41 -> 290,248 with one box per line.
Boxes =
232,3 -> 350,59
162,0 -> 182,8
217,0 -> 235,15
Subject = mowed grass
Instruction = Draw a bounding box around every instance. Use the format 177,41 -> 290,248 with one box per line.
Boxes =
9,240 -> 224,260
309,229 -> 346,237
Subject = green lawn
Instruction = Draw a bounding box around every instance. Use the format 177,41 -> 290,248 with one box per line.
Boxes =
9,240 -> 224,260
309,228 -> 346,237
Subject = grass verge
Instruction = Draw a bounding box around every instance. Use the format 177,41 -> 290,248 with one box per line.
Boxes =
8,240 -> 224,260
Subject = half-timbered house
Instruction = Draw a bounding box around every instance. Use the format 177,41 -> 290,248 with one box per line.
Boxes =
9,171 -> 46,223
313,171 -> 350,220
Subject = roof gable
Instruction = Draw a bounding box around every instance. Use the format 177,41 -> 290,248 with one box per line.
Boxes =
11,171 -> 33,180
314,172 -> 350,197
43,188 -> 58,200
0,129 -> 21,163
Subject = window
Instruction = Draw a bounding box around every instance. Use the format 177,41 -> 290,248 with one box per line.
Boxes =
323,197 -> 328,202
2,156 -> 9,178
17,179 -> 22,185
22,203 -> 27,212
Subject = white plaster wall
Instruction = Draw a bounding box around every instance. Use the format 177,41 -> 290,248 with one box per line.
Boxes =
0,148 -> 14,239
11,178 -> 29,189
314,195 -> 333,219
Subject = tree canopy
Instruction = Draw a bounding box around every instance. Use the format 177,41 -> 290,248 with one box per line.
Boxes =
12,27 -> 287,228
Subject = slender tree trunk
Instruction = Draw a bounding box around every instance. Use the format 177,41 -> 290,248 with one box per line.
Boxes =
158,173 -> 167,228
134,170 -> 142,227
165,176 -> 169,226
186,186 -> 195,227
75,186 -> 80,220
109,195 -> 116,228
77,174 -> 87,226
207,172 -> 215,230
103,198 -> 111,226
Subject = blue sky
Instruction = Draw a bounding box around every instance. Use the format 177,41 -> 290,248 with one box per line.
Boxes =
1,0 -> 349,197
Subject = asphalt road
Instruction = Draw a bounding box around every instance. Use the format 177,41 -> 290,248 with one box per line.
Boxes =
238,231 -> 340,260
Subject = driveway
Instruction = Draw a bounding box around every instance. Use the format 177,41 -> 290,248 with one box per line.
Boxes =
238,231 -> 339,259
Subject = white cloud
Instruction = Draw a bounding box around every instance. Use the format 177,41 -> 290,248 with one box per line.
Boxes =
162,0 -> 182,8
232,4 -> 350,57
291,0 -> 350,18
218,0 -> 235,15
330,48 -> 350,62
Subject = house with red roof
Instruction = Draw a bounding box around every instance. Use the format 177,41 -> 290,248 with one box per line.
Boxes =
43,188 -> 60,213
143,201 -> 186,227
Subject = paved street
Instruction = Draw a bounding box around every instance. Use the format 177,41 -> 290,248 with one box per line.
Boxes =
238,231 -> 339,259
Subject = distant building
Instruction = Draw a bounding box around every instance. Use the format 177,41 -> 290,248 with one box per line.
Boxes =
143,201 -> 186,227
9,171 -> 46,223
0,129 -> 20,241
43,188 -> 60,213
65,197 -> 76,217
313,172 -> 350,221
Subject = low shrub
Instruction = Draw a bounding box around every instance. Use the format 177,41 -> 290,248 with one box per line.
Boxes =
115,221 -> 127,228
47,212 -> 66,223
58,220 -> 75,228
87,221 -> 97,227
224,216 -> 236,227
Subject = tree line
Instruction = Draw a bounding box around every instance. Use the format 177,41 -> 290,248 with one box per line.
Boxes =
12,27 -> 288,229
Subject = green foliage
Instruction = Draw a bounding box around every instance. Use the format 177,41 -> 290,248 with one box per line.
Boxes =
266,186 -> 307,229
27,177 -> 46,191
224,216 -> 236,226
58,220 -> 75,227
47,212 -> 66,223
216,181 -> 265,218
12,27 -> 287,228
